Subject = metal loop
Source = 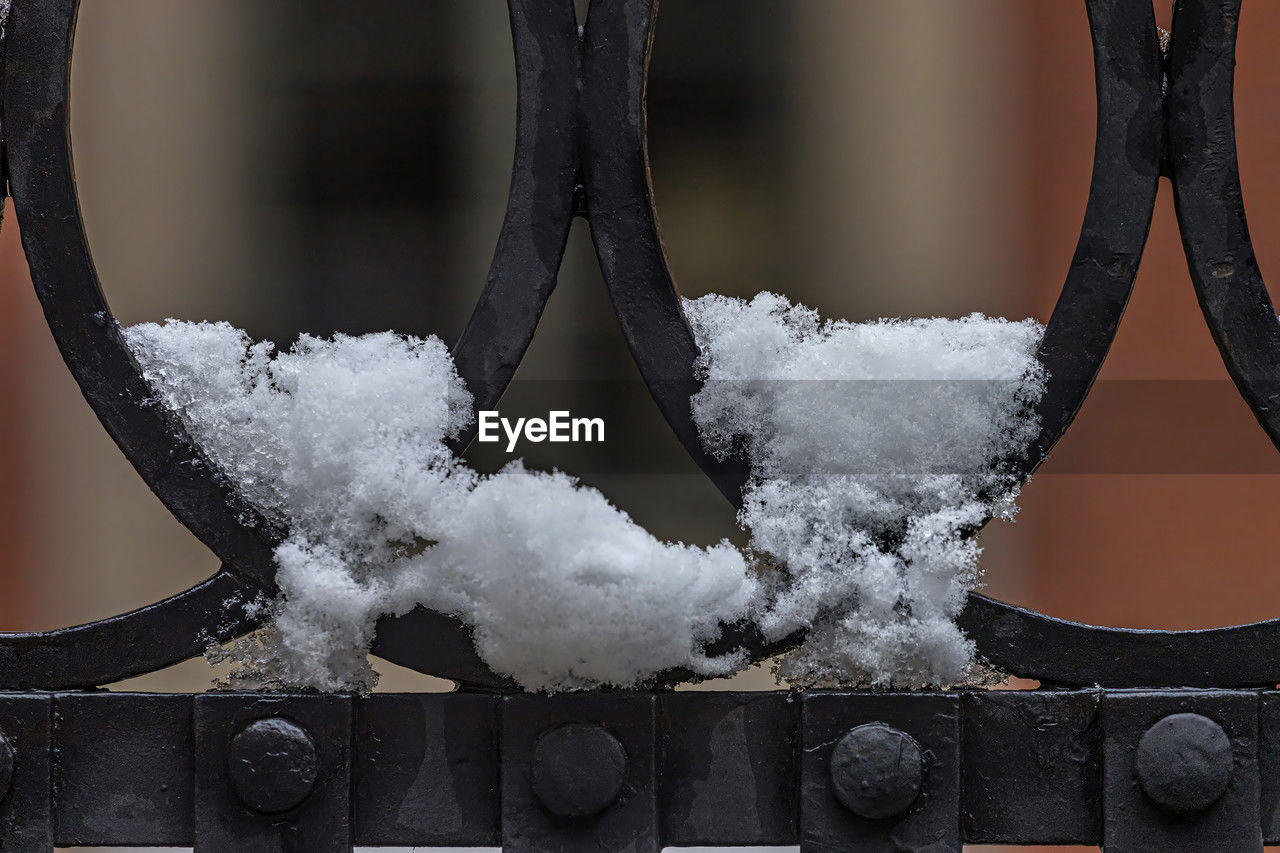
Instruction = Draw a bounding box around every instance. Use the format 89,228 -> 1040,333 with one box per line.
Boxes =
3,0 -> 278,688
0,0 -> 566,690
581,0 -> 1280,688
963,0 -> 1280,689
6,0 -> 1280,692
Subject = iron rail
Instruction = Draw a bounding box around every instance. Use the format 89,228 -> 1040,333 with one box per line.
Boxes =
1,0 -> 1279,849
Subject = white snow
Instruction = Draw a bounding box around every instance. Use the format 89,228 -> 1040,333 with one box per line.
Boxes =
126,290 -> 1044,693
126,322 -> 758,692
685,293 -> 1045,688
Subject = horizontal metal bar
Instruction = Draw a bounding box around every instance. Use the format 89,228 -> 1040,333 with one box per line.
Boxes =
0,689 -> 1269,849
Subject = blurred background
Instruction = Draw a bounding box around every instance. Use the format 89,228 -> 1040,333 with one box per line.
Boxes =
5,1 -> 1280,850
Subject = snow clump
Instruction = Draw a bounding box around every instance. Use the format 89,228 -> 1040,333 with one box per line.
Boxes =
685,292 -> 1046,688
125,289 -> 1046,694
125,322 -> 759,692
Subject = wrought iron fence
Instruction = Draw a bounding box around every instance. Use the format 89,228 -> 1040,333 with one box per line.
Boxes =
1,0 -> 1279,849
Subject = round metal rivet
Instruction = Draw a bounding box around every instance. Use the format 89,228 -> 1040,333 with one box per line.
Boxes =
829,723 -> 924,820
0,731 -> 14,798
227,718 -> 319,815
531,723 -> 627,818
1135,713 -> 1233,815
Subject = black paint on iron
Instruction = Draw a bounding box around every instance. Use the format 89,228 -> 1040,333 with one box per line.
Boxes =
1,0 -> 1280,850
1135,713 -> 1234,815
530,723 -> 628,818
827,723 -> 924,821
227,718 -> 320,815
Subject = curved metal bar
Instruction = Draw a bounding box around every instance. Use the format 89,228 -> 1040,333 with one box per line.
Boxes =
1023,0 -> 1164,472
5,0 -> 280,586
952,0 -> 1280,692
919,0 -> 1280,691
0,572 -> 257,690
959,594 -> 1280,688
580,0 -> 750,504
1167,0 -> 1280,446
5,0 -> 1276,694
373,607 -> 518,692
585,0 -> 1197,687
0,0 -> 280,689
372,0 -> 581,687
447,0 -> 580,452
953,0 -> 1206,687
0,0 -> 517,690
581,0 -> 1160,502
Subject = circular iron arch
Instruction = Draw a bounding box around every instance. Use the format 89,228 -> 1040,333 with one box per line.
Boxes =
586,0 -> 1280,688
3,0 -> 1280,691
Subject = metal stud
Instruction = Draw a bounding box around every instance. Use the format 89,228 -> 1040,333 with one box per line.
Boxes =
227,717 -> 320,815
828,723 -> 924,820
530,723 -> 628,818
1135,713 -> 1234,815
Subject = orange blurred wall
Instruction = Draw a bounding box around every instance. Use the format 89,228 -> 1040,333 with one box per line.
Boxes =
1009,1 -> 1280,632
0,220 -> 28,625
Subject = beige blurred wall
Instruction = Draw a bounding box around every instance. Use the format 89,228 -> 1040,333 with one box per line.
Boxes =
9,0 -> 258,690
788,0 -> 1037,613
789,0 -> 1029,321
23,0 -> 256,627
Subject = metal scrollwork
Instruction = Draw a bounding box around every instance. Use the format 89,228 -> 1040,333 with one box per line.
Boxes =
0,0 -> 1278,695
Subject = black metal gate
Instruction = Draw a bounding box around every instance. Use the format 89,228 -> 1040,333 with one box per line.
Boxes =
2,0 -> 1280,849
